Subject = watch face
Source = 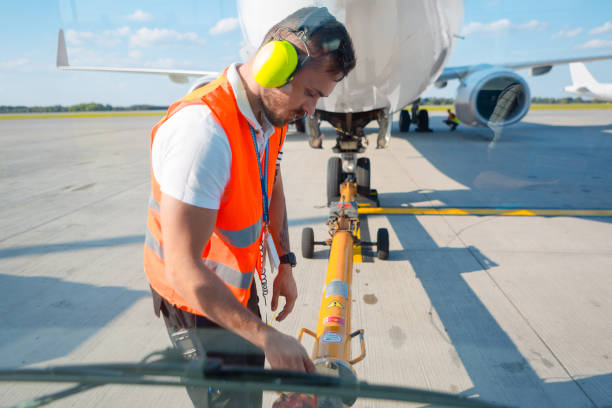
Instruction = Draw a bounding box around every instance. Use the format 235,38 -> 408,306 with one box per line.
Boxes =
282,252 -> 296,267
288,252 -> 296,266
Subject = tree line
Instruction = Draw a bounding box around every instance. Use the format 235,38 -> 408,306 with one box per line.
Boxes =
0,103 -> 168,113
1,98 -> 609,113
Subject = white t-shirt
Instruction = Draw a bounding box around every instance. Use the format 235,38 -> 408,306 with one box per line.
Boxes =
152,63 -> 283,210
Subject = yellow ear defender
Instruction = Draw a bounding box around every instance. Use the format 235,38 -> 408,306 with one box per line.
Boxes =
253,40 -> 299,88
252,7 -> 337,88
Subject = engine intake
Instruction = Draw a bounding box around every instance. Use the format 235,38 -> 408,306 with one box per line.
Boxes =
455,67 -> 530,128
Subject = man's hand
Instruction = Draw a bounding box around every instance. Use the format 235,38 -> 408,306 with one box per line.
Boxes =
271,264 -> 297,322
263,329 -> 315,373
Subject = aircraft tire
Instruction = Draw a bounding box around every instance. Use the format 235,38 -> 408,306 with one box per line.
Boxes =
399,110 -> 411,132
302,227 -> 315,259
294,117 -> 306,133
327,157 -> 342,205
376,228 -> 389,260
416,109 -> 432,132
356,157 -> 370,197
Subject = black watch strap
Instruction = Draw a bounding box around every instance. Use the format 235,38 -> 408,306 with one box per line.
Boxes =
279,252 -> 297,267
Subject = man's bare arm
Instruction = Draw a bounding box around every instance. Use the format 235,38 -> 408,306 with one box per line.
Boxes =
161,192 -> 313,372
268,166 -> 298,321
269,165 -> 290,255
161,193 -> 269,343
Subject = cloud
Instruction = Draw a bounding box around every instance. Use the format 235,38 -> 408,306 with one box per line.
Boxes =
0,58 -> 30,69
65,29 -> 96,46
589,21 -> 612,35
127,10 -> 153,22
128,50 -> 142,59
142,58 -> 193,68
209,17 -> 239,35
143,58 -> 176,67
575,39 -> 612,49
517,20 -> 548,30
66,27 -> 130,47
460,19 -> 547,36
461,19 -> 510,36
105,26 -> 131,37
129,28 -> 201,47
552,27 -> 583,38
65,27 -> 203,49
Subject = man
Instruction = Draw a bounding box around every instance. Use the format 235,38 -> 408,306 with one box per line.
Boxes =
444,108 -> 460,131
143,7 -> 356,407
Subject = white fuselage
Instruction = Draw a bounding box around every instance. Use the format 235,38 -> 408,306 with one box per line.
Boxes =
564,62 -> 612,102
564,84 -> 612,102
237,0 -> 463,113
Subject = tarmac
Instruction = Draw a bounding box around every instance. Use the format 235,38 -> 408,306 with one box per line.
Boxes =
1,109 -> 611,407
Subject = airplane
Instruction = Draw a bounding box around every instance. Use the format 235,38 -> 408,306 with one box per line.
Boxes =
564,62 -> 612,101
56,0 -> 612,205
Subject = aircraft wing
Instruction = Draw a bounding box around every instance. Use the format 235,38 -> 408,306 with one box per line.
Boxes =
56,29 -> 218,84
437,54 -> 612,83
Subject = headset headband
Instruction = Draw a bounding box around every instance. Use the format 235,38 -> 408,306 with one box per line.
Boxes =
295,7 -> 337,41
272,7 -> 338,68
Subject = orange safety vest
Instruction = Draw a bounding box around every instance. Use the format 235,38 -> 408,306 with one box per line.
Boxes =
144,69 -> 286,316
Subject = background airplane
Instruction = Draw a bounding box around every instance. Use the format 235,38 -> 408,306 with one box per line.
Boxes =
564,62 -> 612,101
56,0 -> 612,204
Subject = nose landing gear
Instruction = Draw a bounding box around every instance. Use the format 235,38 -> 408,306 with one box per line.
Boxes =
326,155 -> 378,206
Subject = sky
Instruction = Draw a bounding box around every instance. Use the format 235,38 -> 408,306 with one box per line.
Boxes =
1,0 -> 611,106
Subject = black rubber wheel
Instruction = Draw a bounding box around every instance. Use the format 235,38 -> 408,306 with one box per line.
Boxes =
399,110 -> 411,132
294,117 -> 306,133
356,157 -> 370,197
416,109 -> 432,132
327,157 -> 342,205
376,228 -> 389,260
301,227 -> 315,259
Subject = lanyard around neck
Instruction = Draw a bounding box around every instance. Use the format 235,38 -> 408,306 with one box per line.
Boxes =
249,126 -> 269,225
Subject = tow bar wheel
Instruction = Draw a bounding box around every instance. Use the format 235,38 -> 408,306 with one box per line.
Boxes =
376,228 -> 389,260
301,227 -> 315,259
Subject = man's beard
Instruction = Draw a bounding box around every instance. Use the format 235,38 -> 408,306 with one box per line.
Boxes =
261,90 -> 304,128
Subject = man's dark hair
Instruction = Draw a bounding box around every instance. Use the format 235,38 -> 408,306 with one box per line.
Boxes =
261,7 -> 356,81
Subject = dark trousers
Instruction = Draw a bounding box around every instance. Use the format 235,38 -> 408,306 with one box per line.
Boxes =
151,285 -> 265,408
444,119 -> 458,131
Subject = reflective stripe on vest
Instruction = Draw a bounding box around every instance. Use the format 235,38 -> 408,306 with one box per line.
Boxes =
216,217 -> 263,248
148,195 -> 262,249
145,227 -> 253,290
203,259 -> 254,289
145,227 -> 164,260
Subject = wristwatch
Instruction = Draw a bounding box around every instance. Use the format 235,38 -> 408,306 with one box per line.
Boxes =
279,252 -> 297,268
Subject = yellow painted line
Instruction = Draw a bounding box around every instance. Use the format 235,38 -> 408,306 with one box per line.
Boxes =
0,111 -> 165,120
268,309 -> 279,326
401,104 -> 612,112
353,225 -> 363,264
418,105 -> 453,111
358,207 -> 612,217
530,104 -> 612,110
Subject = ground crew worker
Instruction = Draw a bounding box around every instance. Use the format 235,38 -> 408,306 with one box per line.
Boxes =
143,7 -> 355,407
444,108 -> 460,131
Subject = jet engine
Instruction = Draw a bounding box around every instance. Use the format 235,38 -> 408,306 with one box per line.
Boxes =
454,67 -> 531,128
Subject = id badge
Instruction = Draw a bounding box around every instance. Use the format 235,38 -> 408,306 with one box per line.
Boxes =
265,231 -> 280,270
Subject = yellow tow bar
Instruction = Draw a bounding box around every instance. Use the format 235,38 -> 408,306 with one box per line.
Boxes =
294,181 -> 389,407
